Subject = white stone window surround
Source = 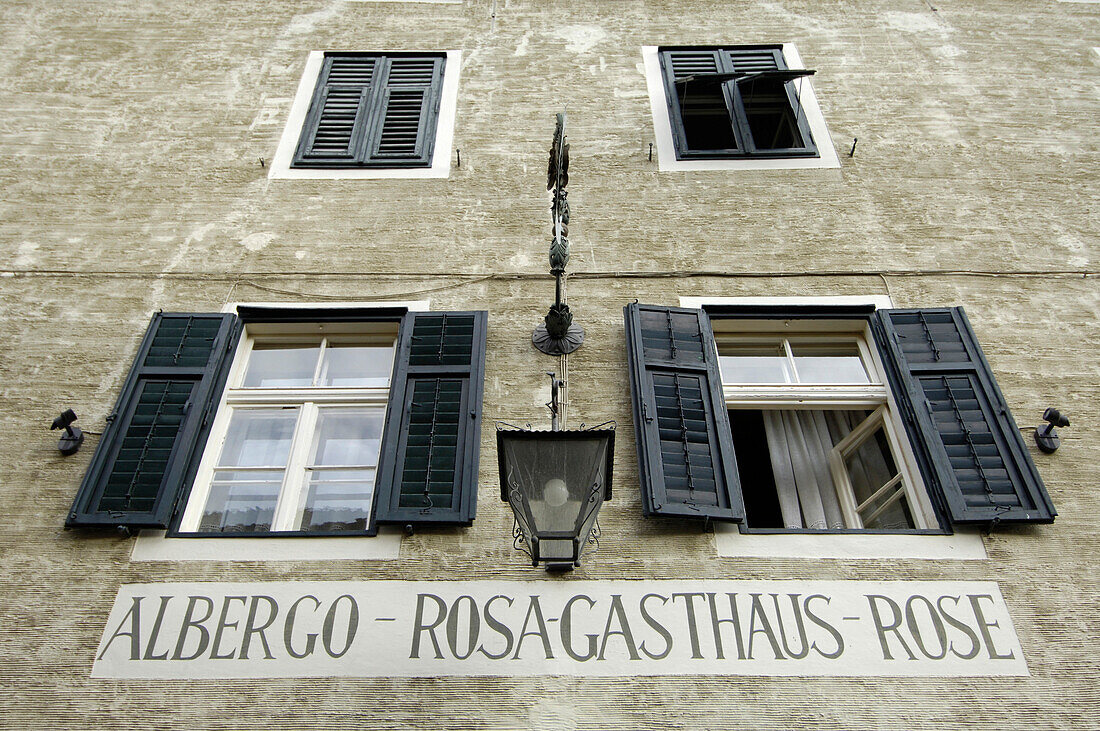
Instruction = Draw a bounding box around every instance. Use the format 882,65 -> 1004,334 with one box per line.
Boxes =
132,301 -> 430,562
643,44 -> 841,172
680,295 -> 986,560
268,50 -> 461,180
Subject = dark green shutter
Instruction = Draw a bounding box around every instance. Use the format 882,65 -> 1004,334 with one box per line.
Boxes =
624,303 -> 745,522
293,53 -> 445,169
374,311 -> 487,526
67,313 -> 240,529
873,308 -> 1055,525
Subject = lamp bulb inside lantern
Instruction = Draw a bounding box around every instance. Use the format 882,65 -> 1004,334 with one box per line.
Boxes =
543,478 -> 569,508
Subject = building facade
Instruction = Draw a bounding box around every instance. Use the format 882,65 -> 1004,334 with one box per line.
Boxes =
2,0 -> 1097,727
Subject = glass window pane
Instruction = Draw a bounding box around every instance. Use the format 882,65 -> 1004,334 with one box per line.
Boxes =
844,426 -> 913,530
199,470 -> 282,533
719,343 -> 792,383
309,408 -> 385,466
791,342 -> 870,384
320,345 -> 394,387
296,469 -> 375,532
242,345 -> 320,388
218,409 -> 298,467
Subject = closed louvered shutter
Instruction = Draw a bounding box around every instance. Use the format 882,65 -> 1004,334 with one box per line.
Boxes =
293,53 -> 445,168
725,48 -> 782,73
67,313 -> 240,529
374,311 -> 487,526
624,304 -> 745,522
873,308 -> 1055,525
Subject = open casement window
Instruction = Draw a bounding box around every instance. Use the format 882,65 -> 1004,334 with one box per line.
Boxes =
293,52 -> 446,168
625,304 -> 1056,532
66,309 -> 487,536
659,45 -> 817,159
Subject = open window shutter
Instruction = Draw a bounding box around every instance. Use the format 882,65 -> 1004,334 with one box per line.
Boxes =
67,313 -> 240,529
363,55 -> 445,167
624,303 -> 745,522
375,311 -> 487,526
293,54 -> 378,167
873,308 -> 1055,525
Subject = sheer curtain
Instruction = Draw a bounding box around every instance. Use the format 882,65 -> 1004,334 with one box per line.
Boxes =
762,410 -> 908,530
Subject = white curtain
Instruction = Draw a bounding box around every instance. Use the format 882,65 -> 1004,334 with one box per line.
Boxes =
762,410 -> 910,530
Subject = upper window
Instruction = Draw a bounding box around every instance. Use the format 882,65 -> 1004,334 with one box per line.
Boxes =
66,308 -> 488,538
269,51 -> 460,179
642,45 -> 839,171
659,45 -> 817,160
623,303 -> 1056,533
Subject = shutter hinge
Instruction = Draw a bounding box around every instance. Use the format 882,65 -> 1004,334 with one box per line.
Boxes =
470,410 -> 477,420
105,411 -> 118,425
642,402 -> 654,423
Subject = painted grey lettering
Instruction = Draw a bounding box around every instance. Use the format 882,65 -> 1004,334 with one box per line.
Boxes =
284,595 -> 321,659
322,594 -> 359,659
143,596 -> 173,661
803,594 -> 844,659
240,595 -> 278,660
560,594 -> 598,662
671,592 -> 707,659
771,594 -> 810,660
905,595 -> 948,660
446,595 -> 480,660
410,593 -> 447,660
171,596 -> 214,661
98,595 -> 143,661
705,592 -> 745,661
210,596 -> 247,660
936,595 -> 980,660
477,595 -> 514,660
746,593 -> 785,661
597,595 -> 640,661
512,596 -> 554,660
638,593 -> 673,661
866,595 -> 917,661
968,594 -> 1015,660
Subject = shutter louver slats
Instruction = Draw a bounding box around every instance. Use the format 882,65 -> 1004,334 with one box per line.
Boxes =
625,304 -> 745,522
67,313 -> 240,529
874,307 -> 1055,525
668,51 -> 721,78
374,311 -> 487,527
726,49 -> 782,73
293,53 -> 444,169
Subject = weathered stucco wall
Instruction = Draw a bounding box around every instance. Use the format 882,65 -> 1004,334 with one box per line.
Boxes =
1,0 -> 1097,728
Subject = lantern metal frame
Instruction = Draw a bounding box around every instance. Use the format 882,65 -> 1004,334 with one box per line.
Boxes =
496,422 -> 615,571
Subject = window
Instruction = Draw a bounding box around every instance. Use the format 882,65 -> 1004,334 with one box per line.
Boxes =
660,45 -> 817,160
716,324 -> 935,531
269,51 -> 460,179
642,45 -> 840,171
623,303 -> 1056,533
66,307 -> 488,538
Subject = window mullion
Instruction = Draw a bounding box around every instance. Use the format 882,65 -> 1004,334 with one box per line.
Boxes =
271,401 -> 318,531
717,51 -> 749,154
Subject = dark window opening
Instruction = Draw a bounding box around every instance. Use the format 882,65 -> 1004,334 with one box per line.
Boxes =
680,82 -> 737,151
728,409 -> 783,528
742,79 -> 803,150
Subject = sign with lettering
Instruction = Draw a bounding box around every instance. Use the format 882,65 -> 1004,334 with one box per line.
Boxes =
92,580 -> 1027,678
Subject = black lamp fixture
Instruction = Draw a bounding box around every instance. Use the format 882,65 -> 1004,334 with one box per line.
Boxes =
1035,407 -> 1070,454
498,114 -> 613,572
51,409 -> 84,456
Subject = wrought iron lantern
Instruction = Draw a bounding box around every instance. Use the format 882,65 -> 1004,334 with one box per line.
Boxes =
497,422 -> 614,571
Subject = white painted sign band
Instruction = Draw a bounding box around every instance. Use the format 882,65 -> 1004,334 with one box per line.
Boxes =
92,580 -> 1027,678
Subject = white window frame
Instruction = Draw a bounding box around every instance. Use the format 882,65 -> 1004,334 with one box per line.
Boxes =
643,44 -> 840,172
267,50 -> 461,180
681,295 -> 986,560
131,301 -> 430,562
716,322 -> 936,531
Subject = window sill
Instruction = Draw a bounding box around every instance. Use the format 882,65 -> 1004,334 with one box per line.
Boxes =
713,524 -> 987,560
131,527 -> 403,562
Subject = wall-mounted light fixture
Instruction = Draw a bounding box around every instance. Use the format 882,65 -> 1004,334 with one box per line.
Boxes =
51,409 -> 84,455
499,114 -> 614,571
1035,407 -> 1070,453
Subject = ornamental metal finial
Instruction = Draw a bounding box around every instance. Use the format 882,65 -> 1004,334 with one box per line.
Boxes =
533,112 -> 585,355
